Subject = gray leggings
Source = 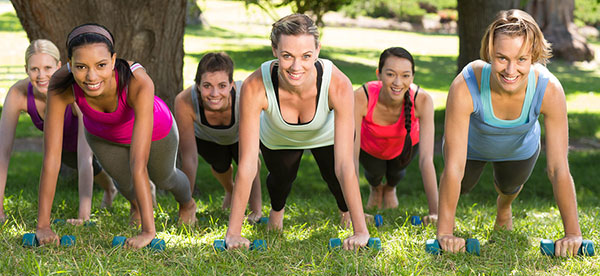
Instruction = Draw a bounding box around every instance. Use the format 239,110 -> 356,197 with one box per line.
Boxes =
85,123 -> 191,204
461,146 -> 540,195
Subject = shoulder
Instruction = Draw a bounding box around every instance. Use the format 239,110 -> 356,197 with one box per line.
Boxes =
536,65 -> 565,114
175,86 -> 193,108
8,78 -> 29,97
328,62 -> 353,95
354,83 -> 368,115
4,78 -> 29,109
241,68 -> 266,94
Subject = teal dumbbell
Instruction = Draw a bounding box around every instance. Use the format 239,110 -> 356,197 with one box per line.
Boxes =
252,217 -> 268,225
111,236 -> 166,251
374,214 -> 383,227
425,238 -> 480,256
540,239 -> 595,256
213,239 -> 268,252
22,233 -> 76,247
410,216 -> 422,226
328,237 -> 382,251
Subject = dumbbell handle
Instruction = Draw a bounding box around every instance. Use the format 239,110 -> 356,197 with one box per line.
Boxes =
213,239 -> 267,251
426,238 -> 480,255
540,239 -> 595,256
328,237 -> 381,251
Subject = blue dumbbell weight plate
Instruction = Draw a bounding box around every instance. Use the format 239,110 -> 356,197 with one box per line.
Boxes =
22,233 -> 39,247
374,214 -> 383,227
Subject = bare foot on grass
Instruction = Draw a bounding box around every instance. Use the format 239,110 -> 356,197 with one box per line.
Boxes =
125,231 -> 156,249
178,199 -> 198,225
222,191 -> 232,210
267,208 -> 284,231
494,196 -> 513,230
130,203 -> 141,227
382,185 -> 398,209
100,185 -> 118,209
366,185 -> 383,209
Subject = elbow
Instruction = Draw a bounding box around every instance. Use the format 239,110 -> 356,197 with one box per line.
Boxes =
546,164 -> 572,184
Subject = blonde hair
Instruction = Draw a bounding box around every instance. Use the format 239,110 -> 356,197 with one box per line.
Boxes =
480,9 -> 552,65
270,14 -> 319,49
25,39 -> 60,67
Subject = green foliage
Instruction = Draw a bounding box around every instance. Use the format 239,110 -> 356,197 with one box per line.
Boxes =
0,12 -> 22,32
341,0 -> 456,23
239,0 -> 352,26
575,0 -> 600,26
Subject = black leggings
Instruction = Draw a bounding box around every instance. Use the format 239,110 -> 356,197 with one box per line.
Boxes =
195,138 -> 239,173
260,142 -> 348,212
359,144 -> 419,187
461,146 -> 540,195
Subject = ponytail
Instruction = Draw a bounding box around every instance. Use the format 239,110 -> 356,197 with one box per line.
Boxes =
399,87 -> 416,164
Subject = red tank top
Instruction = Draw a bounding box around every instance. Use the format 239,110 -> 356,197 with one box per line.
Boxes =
360,81 -> 419,160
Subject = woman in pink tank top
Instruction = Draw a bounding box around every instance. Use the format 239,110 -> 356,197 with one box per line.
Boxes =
36,24 -> 196,249
0,39 -> 116,225
353,47 -> 438,225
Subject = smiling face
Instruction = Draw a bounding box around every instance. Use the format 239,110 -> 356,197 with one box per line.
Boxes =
489,34 -> 532,94
26,53 -> 60,94
198,70 -> 233,112
272,34 -> 320,88
377,55 -> 414,101
70,43 -> 116,98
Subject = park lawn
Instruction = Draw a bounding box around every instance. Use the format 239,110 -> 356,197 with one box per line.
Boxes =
0,0 -> 599,274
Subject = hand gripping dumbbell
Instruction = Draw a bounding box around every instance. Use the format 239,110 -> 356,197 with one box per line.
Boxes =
425,238 -> 480,256
540,239 -> 595,256
22,233 -> 76,247
112,236 -> 166,251
328,237 -> 382,251
213,239 -> 268,252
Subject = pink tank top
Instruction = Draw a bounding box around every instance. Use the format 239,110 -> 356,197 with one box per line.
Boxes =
72,71 -> 173,144
360,81 -> 419,160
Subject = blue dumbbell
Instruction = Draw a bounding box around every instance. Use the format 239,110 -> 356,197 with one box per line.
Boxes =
111,236 -> 166,251
22,233 -> 76,247
213,239 -> 268,252
374,214 -> 383,227
425,238 -> 480,256
540,239 -> 595,256
328,237 -> 382,251
253,217 -> 269,225
410,216 -> 422,226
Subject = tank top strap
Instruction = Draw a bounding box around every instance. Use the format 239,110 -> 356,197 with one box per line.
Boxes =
461,63 -> 482,115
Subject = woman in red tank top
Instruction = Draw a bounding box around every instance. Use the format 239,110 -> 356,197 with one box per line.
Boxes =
353,47 -> 438,225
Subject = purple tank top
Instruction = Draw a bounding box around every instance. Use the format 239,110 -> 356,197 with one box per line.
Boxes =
72,71 -> 173,144
26,82 -> 79,152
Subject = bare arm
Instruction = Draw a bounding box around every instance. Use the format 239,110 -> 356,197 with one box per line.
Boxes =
174,87 -> 198,193
539,70 -> 582,257
225,69 -> 267,248
329,66 -> 369,250
37,66 -> 73,244
73,103 -> 94,222
352,85 -> 367,178
413,86 -> 439,223
436,70 -> 473,253
0,79 -> 29,218
126,67 -> 156,245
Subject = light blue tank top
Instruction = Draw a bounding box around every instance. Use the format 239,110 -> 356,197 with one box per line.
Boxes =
259,59 -> 335,150
463,63 -> 549,161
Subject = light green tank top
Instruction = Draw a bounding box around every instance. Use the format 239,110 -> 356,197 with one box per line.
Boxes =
259,59 -> 335,150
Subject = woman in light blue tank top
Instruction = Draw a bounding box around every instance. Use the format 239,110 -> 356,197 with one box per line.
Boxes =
437,9 -> 583,257
223,14 -> 370,251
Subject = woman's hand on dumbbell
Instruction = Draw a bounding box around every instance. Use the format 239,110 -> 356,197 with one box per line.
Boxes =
35,227 -> 59,246
124,231 -> 157,249
342,232 -> 370,250
437,234 -> 465,253
422,214 -> 438,226
555,235 -> 583,257
225,235 -> 250,250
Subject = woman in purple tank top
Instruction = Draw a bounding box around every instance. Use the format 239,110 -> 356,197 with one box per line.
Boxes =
0,39 -> 116,224
37,24 -> 196,249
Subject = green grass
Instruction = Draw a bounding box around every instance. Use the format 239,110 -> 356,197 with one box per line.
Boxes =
1,1 -> 600,274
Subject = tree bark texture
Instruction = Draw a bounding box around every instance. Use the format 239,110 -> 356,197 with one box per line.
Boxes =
524,0 -> 594,62
10,0 -> 186,109
456,0 -> 519,73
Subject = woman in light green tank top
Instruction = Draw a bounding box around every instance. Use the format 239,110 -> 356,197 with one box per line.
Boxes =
223,14 -> 370,251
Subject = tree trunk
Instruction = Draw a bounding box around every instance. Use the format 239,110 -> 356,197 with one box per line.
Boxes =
524,0 -> 594,62
457,0 -> 594,73
456,0 -> 519,73
10,0 -> 186,109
